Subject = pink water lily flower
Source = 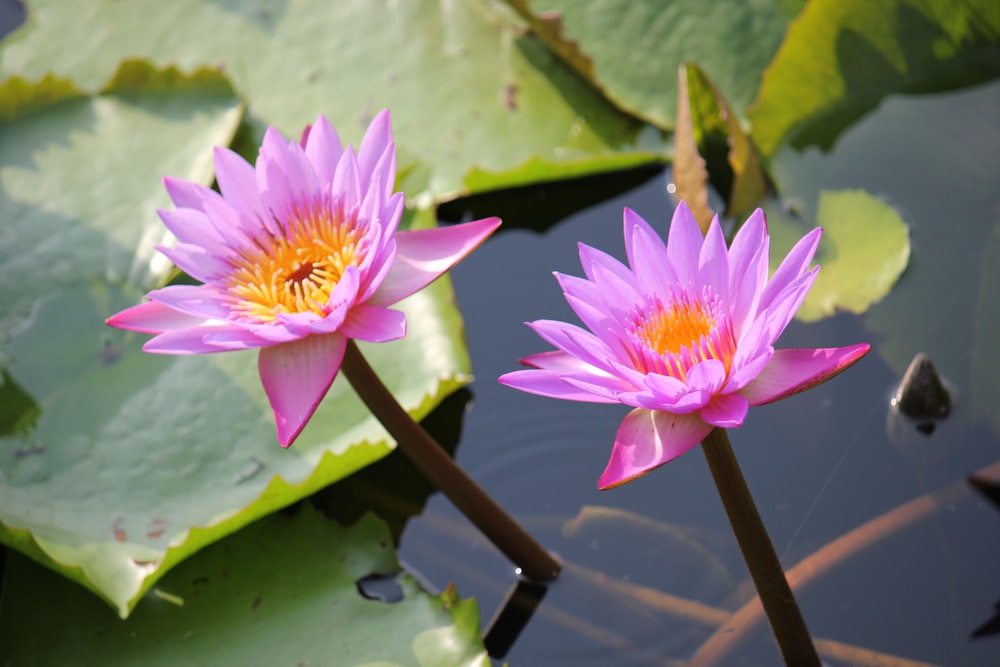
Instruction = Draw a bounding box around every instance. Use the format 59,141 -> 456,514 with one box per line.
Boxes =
108,110 -> 499,447
499,202 -> 869,489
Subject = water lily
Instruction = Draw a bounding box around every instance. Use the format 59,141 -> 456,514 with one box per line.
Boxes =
500,202 -> 869,489
108,110 -> 499,447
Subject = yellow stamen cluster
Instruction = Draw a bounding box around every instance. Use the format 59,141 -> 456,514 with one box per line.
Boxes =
637,295 -> 715,355
225,202 -> 361,323
626,289 -> 736,381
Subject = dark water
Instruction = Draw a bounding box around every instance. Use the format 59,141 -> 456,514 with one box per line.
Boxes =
404,79 -> 1000,666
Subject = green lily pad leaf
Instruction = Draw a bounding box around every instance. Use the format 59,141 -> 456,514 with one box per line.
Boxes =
0,506 -> 489,667
749,0 -> 1000,157
504,0 -> 799,128
0,66 -> 472,617
673,63 -> 771,233
1,0 -> 659,203
765,190 -> 910,322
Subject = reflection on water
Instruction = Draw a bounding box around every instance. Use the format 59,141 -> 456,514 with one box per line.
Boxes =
400,81 -> 1000,665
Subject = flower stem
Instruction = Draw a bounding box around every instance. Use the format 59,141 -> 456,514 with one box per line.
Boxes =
341,340 -> 561,582
696,427 -> 820,666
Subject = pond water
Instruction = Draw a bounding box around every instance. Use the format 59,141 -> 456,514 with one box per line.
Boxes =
394,79 -> 1000,666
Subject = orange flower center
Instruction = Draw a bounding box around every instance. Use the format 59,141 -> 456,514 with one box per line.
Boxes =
626,288 -> 736,381
636,295 -> 716,355
224,201 -> 362,323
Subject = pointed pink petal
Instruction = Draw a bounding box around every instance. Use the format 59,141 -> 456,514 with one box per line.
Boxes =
739,344 -> 871,406
213,146 -> 265,223
760,226 -> 822,311
147,284 -> 231,321
304,115 -> 344,184
728,209 -> 769,331
578,242 -> 634,287
258,333 -> 347,447
143,325 -> 250,354
157,208 -> 226,253
519,350 -> 595,372
666,201 -> 703,284
498,369 -> 621,404
106,300 -> 206,333
700,392 -> 749,428
698,215 -> 729,300
156,243 -> 231,283
759,267 -> 818,345
163,177 -> 215,211
527,319 -> 617,375
624,208 -> 676,294
369,217 -> 500,306
356,109 -> 393,191
201,326 -> 272,350
598,409 -> 712,489
339,303 -> 407,342
332,148 -> 362,212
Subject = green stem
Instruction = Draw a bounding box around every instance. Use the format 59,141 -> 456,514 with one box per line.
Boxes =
340,340 -> 561,582
694,427 -> 820,666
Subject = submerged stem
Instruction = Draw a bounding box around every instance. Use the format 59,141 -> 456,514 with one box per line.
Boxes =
693,427 -> 820,667
341,340 -> 561,582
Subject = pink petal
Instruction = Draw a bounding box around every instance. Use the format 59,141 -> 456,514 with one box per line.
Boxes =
332,148 -> 362,212
760,226 -> 822,312
699,392 -> 749,428
519,350 -> 595,372
339,303 -> 407,342
356,109 -> 393,192
213,146 -> 265,223
758,267 -> 818,345
498,369 -> 621,404
156,243 -> 231,283
258,333 -> 347,447
369,217 -> 500,306
157,207 -> 226,253
163,177 -> 215,211
727,209 -> 768,325
201,327 -> 273,350
624,208 -> 676,294
739,344 -> 871,406
106,300 -> 206,333
143,324 -> 252,354
698,215 -> 729,300
598,409 -> 712,489
578,242 -> 634,287
304,115 -> 344,184
147,284 -> 231,321
666,201 -> 703,284
527,319 -> 616,375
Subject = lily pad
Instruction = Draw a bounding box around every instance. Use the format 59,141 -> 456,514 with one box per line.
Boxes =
504,0 -> 799,128
0,0 -> 661,203
764,189 -> 910,322
748,0 -> 1000,157
0,66 -> 473,616
672,62 -> 770,232
0,506 -> 490,667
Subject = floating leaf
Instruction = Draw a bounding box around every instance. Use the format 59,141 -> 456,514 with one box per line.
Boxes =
765,190 -> 910,322
0,507 -> 490,667
0,0 -> 659,203
505,0 -> 799,128
0,65 -> 472,616
672,63 -> 770,233
672,64 -> 713,232
749,0 -> 1000,157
